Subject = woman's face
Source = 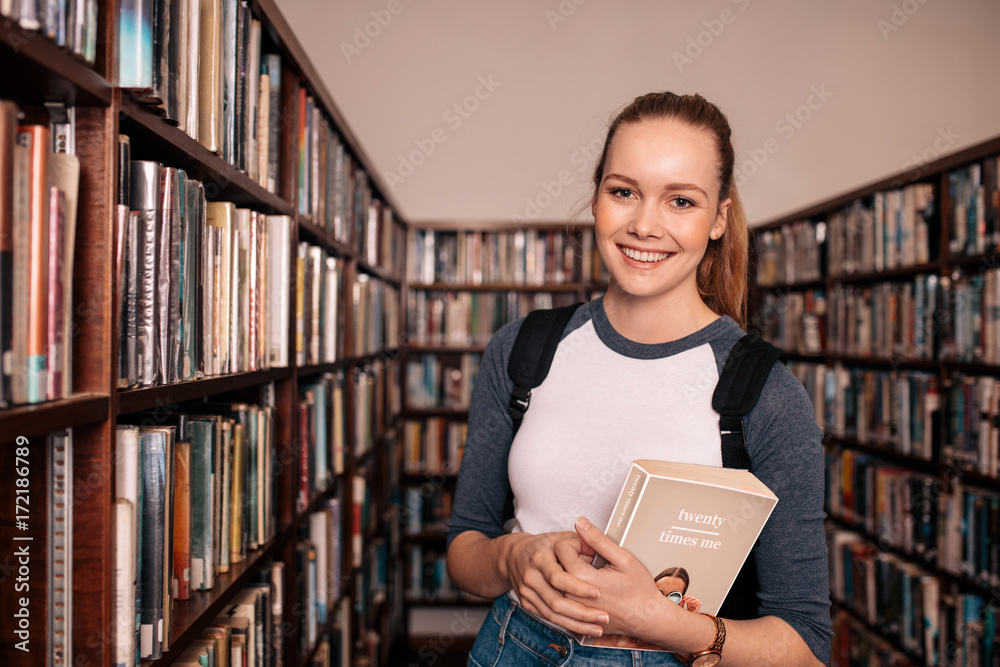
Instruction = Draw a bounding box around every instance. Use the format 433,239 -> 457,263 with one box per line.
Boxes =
656,574 -> 687,597
594,118 -> 728,308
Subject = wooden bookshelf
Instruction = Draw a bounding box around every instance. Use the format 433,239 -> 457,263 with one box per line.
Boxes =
750,133 -> 1000,666
0,0 -> 406,664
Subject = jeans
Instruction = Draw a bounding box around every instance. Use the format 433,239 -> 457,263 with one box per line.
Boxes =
468,593 -> 689,666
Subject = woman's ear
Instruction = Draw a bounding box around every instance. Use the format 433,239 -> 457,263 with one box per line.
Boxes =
712,198 -> 731,240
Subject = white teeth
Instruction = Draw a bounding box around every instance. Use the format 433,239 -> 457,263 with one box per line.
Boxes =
622,246 -> 670,262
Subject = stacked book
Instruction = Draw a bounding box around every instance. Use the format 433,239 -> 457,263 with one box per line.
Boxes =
117,143 -> 293,388
944,374 -> 1000,478
404,353 -> 480,410
1,0 -> 98,62
294,242 -> 343,367
401,417 -> 466,476
755,218 -> 825,287
949,155 -> 1000,257
407,289 -> 574,348
409,228 -> 577,286
119,0 -> 283,191
113,400 -> 277,661
0,101 -> 80,406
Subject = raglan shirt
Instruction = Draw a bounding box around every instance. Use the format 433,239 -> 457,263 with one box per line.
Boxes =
445,298 -> 833,663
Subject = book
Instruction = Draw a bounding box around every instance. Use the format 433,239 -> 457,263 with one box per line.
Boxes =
580,459 -> 777,650
119,0 -> 155,91
197,0 -> 222,153
18,124 -> 49,403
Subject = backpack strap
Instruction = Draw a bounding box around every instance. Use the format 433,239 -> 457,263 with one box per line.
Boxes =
712,334 -> 788,471
507,302 -> 583,434
714,334 -> 787,621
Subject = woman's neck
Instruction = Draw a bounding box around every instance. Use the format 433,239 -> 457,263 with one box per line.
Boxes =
602,285 -> 720,344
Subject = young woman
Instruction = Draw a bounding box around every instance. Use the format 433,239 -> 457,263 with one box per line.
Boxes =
445,92 -> 831,666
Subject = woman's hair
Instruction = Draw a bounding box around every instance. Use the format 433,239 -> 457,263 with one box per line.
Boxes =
590,92 -> 749,327
654,565 -> 690,593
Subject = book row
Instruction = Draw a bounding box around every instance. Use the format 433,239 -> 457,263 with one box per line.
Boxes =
830,610 -> 914,667
408,228 -> 577,286
402,418 -> 466,476
118,148 -> 292,387
2,0 -> 97,63
400,486 -> 454,536
350,273 -> 401,358
114,399 -> 277,661
772,267 -> 1000,364
0,101 -> 80,406
827,275 -> 939,361
144,564 -> 286,667
790,362 -> 940,461
946,374 -> 1000,479
301,498 -> 344,656
828,526 -> 999,667
295,243 -> 344,367
296,93 -> 405,272
757,183 -> 936,286
949,154 -> 1000,258
579,229 -> 611,287
119,0 -> 278,189
755,219 -> 824,286
404,353 -> 481,410
826,447 -> 1000,590
753,288 -> 826,355
403,545 -> 480,604
406,289 -> 577,348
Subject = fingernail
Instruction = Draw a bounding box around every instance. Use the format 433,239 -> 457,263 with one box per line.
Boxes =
589,588 -> 600,599
597,613 -> 610,624
576,516 -> 592,530
590,627 -> 603,637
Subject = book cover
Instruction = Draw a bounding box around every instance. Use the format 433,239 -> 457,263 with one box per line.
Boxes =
180,178 -> 202,380
47,149 -> 79,398
119,0 -> 154,90
44,186 -> 65,400
205,201 -> 233,374
182,0 -> 200,140
580,459 -> 778,650
219,0 -> 237,164
112,498 -> 136,667
130,160 -> 161,386
197,0 -> 222,153
264,214 -> 290,367
19,124 -> 49,403
158,166 -> 181,384
138,428 -> 166,659
172,440 -> 191,601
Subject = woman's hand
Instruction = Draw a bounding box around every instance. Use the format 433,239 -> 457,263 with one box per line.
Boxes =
555,517 -> 689,645
681,596 -> 702,613
502,530 -> 609,637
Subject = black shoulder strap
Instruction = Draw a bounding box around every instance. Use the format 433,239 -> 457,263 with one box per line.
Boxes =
507,303 -> 583,434
712,334 -> 788,471
714,333 -> 787,621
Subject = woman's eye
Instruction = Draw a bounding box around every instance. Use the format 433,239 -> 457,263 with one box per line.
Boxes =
610,187 -> 634,200
673,197 -> 694,208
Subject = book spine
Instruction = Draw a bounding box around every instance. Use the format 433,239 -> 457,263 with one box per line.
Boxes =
220,0 -> 237,164
172,440 -> 192,601
139,430 -> 166,659
183,0 -> 200,140
45,186 -> 65,400
197,0 -> 222,153
19,125 -> 50,403
181,179 -> 202,380
112,498 -> 136,667
130,160 -> 161,386
119,0 -> 154,89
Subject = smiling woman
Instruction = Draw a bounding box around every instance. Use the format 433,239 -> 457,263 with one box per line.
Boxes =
445,92 -> 831,667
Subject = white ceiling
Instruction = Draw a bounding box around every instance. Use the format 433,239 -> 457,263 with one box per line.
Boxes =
274,0 -> 1000,227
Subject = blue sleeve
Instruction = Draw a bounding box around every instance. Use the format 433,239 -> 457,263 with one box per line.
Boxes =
745,363 -> 833,664
445,319 -> 521,547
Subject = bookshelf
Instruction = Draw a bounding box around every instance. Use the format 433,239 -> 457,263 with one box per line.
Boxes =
398,222 -> 601,648
750,134 -> 1000,667
0,1 -> 404,666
